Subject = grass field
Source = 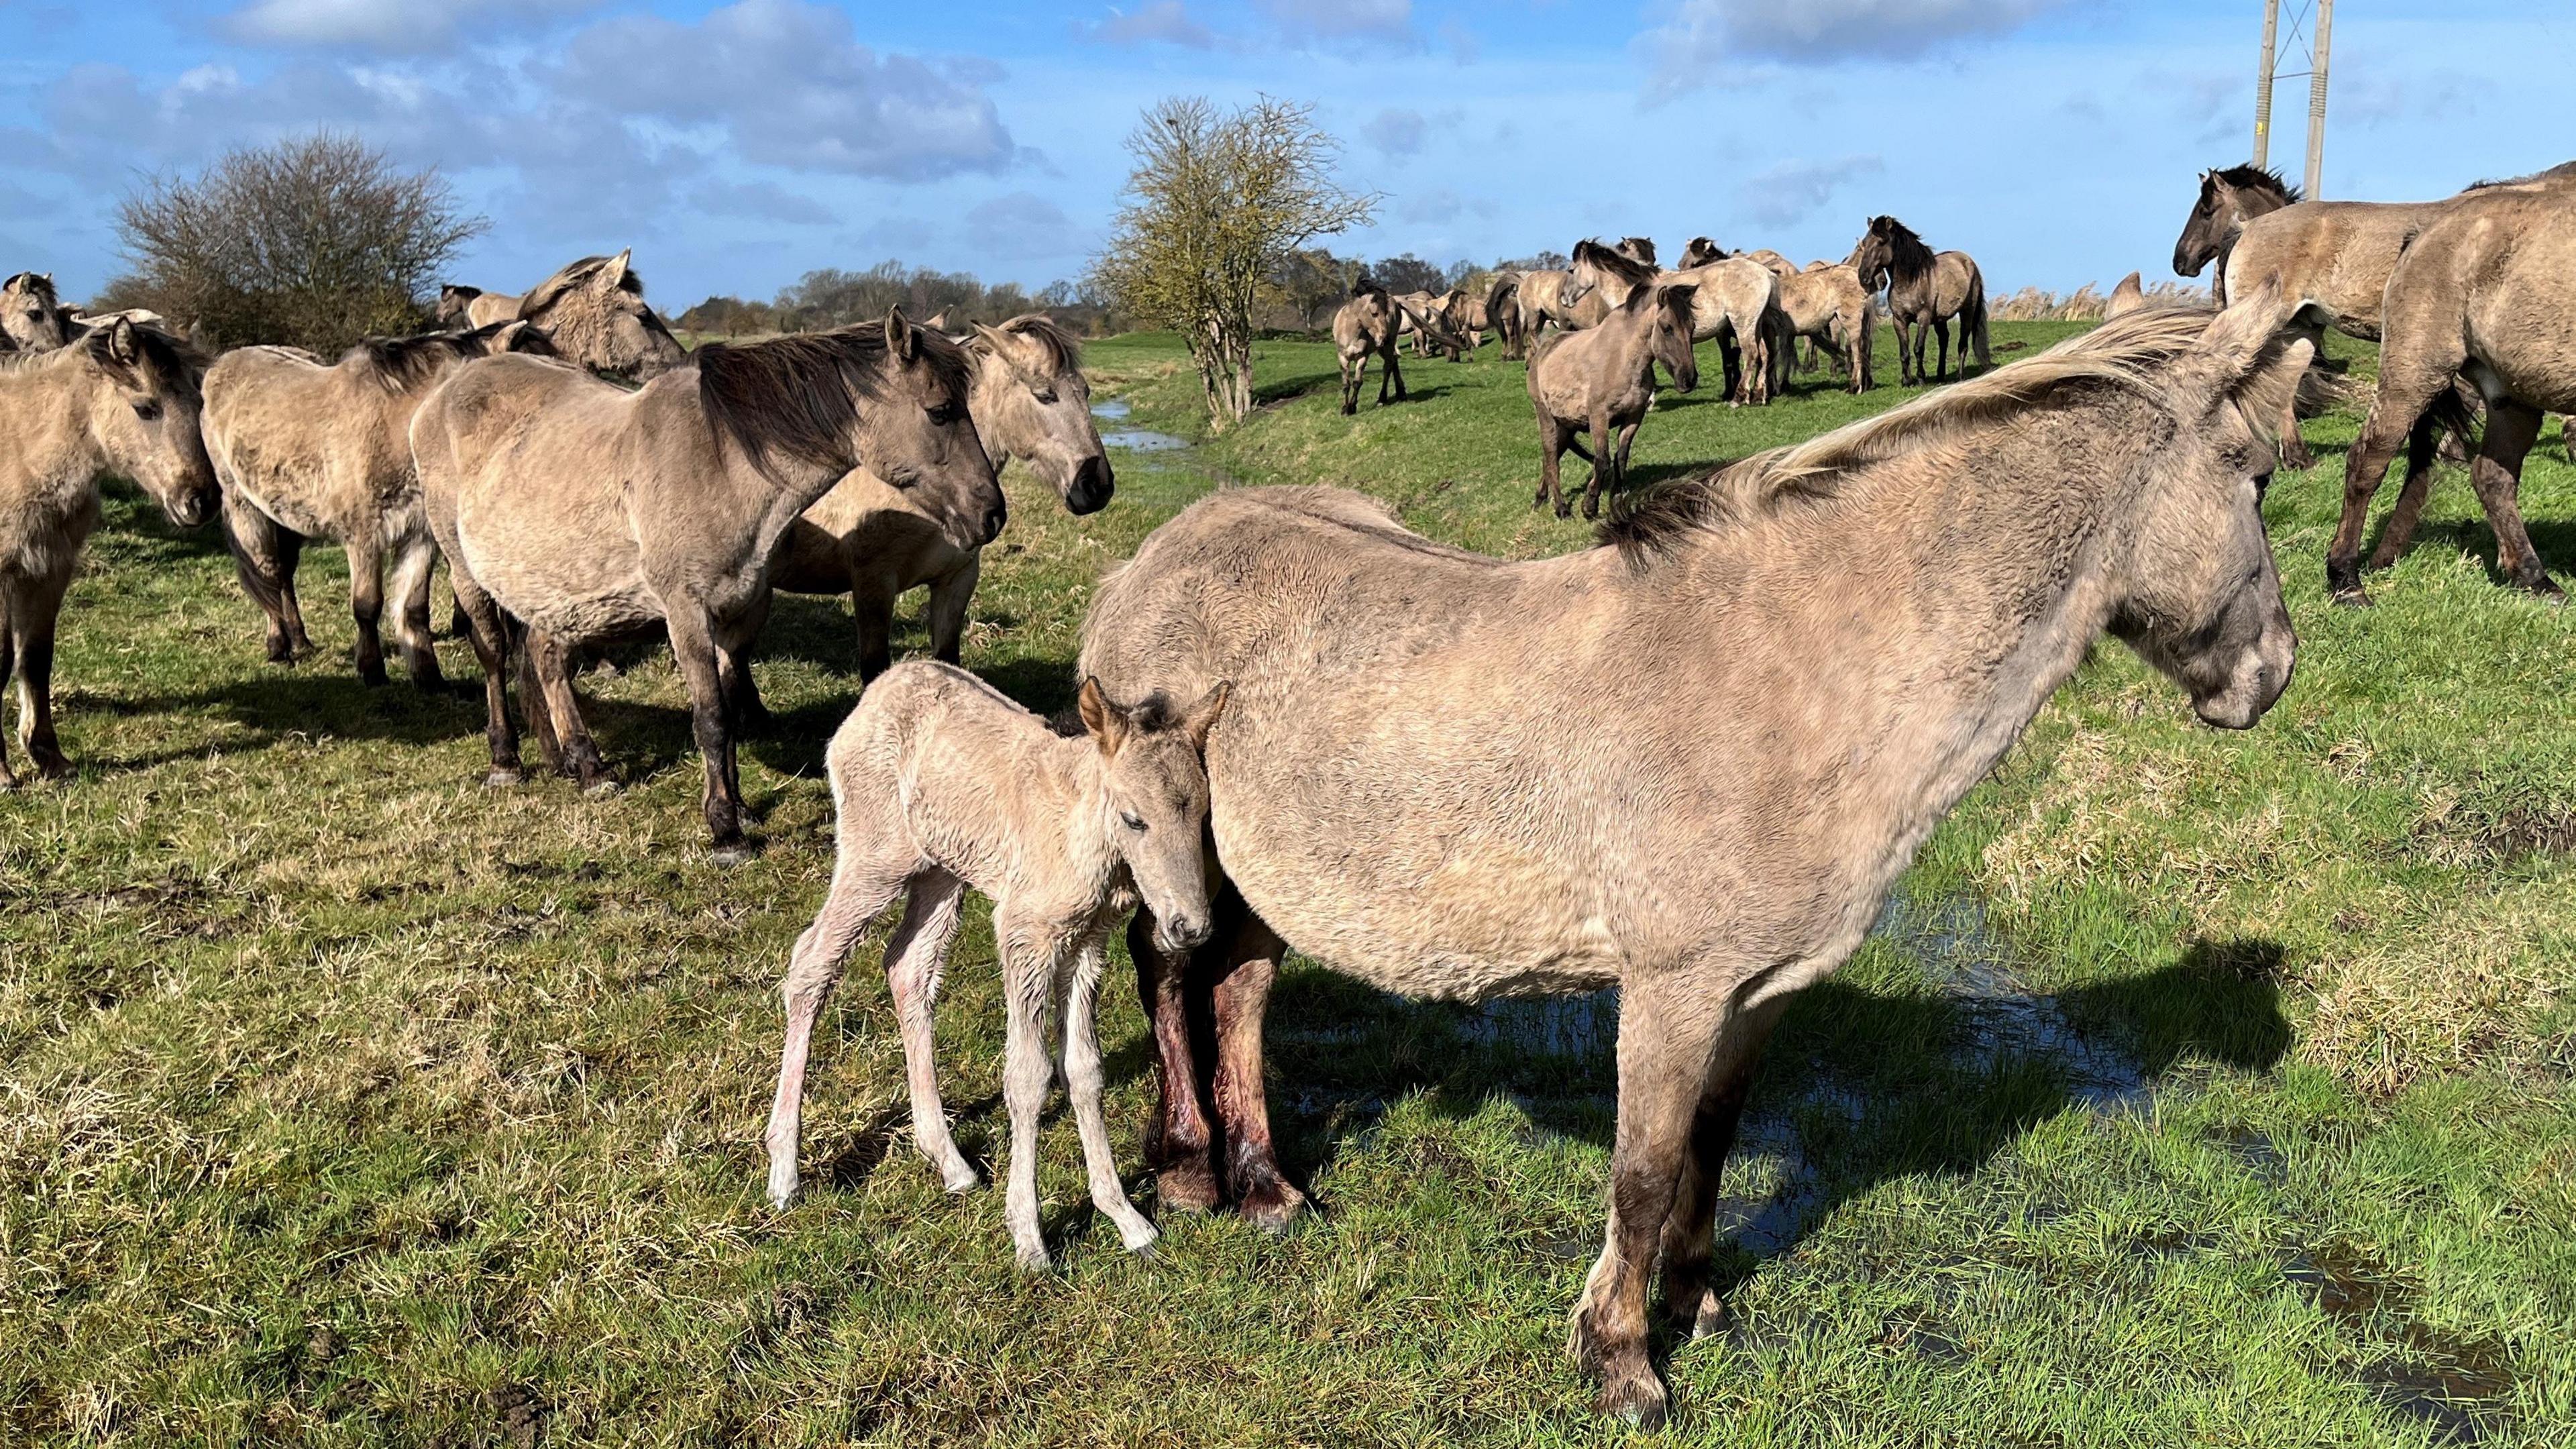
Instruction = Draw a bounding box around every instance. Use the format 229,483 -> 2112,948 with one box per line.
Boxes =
4,319 -> 2573,1446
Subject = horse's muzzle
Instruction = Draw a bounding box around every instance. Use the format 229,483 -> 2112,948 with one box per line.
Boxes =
1064,455 -> 1114,516
979,498 -> 1008,547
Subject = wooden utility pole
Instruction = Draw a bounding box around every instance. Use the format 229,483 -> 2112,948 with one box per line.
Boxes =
2253,0 -> 2279,168
2304,0 -> 2333,199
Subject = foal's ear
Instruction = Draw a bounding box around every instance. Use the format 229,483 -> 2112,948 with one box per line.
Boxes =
104,315 -> 140,366
593,249 -> 632,292
2234,337 -> 2316,441
1183,680 -> 1232,748
1077,676 -> 1128,758
884,306 -> 918,362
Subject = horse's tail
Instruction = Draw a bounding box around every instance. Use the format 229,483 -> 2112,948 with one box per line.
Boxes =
1962,270 -> 1991,371
219,502 -> 288,619
1564,433 -> 1594,463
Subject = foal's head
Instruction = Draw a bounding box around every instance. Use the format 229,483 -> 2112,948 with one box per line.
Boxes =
79,318 -> 217,527
2,272 -> 73,352
2173,165 -> 2300,278
1077,676 -> 1231,953
968,314 -> 1112,517
516,250 -> 684,382
1644,283 -> 1700,394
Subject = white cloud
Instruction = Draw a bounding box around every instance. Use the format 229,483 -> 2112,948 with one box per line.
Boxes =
1735,154 -> 1884,227
964,192 -> 1080,260
1642,0 -> 2063,99
1079,1 -> 1218,48
221,0 -> 598,55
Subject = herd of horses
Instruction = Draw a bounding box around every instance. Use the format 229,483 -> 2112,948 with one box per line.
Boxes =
0,156 -> 2568,1428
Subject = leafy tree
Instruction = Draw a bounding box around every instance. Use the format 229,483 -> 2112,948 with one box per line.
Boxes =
104,133 -> 485,352
1088,96 -> 1377,427
1367,253 -> 1448,297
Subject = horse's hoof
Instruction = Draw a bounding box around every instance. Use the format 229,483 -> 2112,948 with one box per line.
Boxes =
484,768 -> 525,788
710,840 -> 760,868
1238,1177 -> 1307,1234
1552,504 -> 1574,521
1596,1368 -> 1670,1428
1155,1161 -> 1222,1214
941,1166 -> 979,1195
358,667 -> 390,689
33,755 -> 75,783
1014,1246 -> 1053,1275
2330,589 -> 2373,610
580,776 -> 621,799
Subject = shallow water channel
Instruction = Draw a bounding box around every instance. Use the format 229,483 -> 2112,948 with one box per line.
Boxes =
1089,396 -> 1191,453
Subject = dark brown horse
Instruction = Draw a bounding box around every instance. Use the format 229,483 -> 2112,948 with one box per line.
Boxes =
1847,217 -> 1989,385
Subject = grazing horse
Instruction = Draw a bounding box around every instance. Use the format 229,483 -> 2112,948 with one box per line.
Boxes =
1848,217 -> 1989,385
2328,186 -> 2576,604
203,321 -> 557,688
768,313 -> 1114,679
441,252 -> 684,380
1394,290 -> 1444,357
1564,239 -> 1784,405
1525,277 -> 1699,519
763,663 -> 1228,1269
412,311 -> 1002,861
1084,294 -> 2310,1427
0,319 -> 217,785
1,272 -> 76,353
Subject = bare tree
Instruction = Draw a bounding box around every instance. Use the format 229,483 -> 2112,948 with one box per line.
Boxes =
1088,96 -> 1377,427
103,133 -> 485,353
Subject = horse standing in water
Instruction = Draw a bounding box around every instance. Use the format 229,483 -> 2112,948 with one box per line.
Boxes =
1083,294 -> 2310,1426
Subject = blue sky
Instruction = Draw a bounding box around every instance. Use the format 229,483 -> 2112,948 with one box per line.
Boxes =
1,0 -> 2565,309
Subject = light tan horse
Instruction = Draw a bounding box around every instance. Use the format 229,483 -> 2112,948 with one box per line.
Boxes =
1394,290 -> 1443,357
0,319 -> 217,785
1848,216 -> 1989,385
412,311 -> 1001,861
434,285 -> 521,330
1483,272 -> 1528,360
441,252 -> 684,380
768,314 -> 1113,679
1772,262 -> 1876,394
1564,239 -> 1785,405
1,272 -> 76,352
204,321 -> 556,688
764,663 -> 1229,1269
1083,294 -> 2310,1426
2328,185 -> 2576,603
1333,280 -> 1456,415
1514,268 -> 1583,339
1526,277 -> 1699,519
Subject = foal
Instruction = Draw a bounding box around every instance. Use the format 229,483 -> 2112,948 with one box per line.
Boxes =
764,663 -> 1230,1271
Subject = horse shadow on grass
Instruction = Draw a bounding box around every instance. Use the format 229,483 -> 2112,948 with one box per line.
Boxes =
1258,919 -> 2289,1334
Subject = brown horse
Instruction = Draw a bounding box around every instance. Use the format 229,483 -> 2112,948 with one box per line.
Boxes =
0,319 -> 216,785
1525,276 -> 1699,519
2328,186 -> 2576,603
1772,263 -> 1876,394
203,321 -> 556,687
1,272 -> 76,353
1333,280 -> 1454,414
434,284 -> 520,330
1847,216 -> 1989,385
2170,164 -> 2302,302
767,314 -> 1112,678
412,311 -> 1000,861
1083,294 -> 2309,1426
1565,239 -> 1784,405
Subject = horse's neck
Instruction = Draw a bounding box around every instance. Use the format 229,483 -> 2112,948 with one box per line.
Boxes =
1046,738 -> 1122,893
0,364 -> 108,517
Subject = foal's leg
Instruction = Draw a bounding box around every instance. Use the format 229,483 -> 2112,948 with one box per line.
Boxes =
1570,964 -> 1733,1430
1581,414 -> 1613,521
2463,400 -> 2561,598
1064,931 -> 1159,1254
667,608 -> 752,861
10,566 -> 75,780
1208,904 -> 1303,1230
450,572 -> 522,785
764,853 -> 911,1208
1128,906 -> 1222,1212
923,553 -> 980,667
388,535 -> 446,692
1655,994 -> 1792,1340
344,536 -> 390,688
996,915 -> 1063,1271
2366,413 -> 2442,572
885,870 -> 976,1192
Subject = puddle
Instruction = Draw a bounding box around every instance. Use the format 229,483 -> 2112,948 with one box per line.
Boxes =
2283,1240 -> 2518,1443
1872,890 -> 2152,1114
1089,396 -> 1193,452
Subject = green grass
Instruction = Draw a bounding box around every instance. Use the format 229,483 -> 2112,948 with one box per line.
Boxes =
4,323 -> 2573,1446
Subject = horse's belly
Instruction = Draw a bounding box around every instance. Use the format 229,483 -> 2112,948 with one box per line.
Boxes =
458,510 -> 656,641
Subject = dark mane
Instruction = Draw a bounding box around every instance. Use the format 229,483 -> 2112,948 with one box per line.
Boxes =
1574,239 -> 1658,290
696,324 -> 971,483
1870,217 -> 1937,280
1617,236 -> 1658,266
1350,274 -> 1387,300
1678,237 -> 1725,268
3,272 -> 60,302
2465,158 -> 2576,191
76,319 -> 207,387
517,254 -> 648,319
1600,305 -> 2227,568
2212,163 -> 2300,203
990,312 -> 1083,374
345,329 -> 485,392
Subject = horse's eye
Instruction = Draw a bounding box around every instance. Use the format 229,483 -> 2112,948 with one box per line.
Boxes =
1122,812 -> 1146,832
929,401 -> 965,425
131,399 -> 162,421
1030,386 -> 1057,405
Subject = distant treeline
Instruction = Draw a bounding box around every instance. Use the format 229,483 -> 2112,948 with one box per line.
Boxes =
676,249 -> 1572,339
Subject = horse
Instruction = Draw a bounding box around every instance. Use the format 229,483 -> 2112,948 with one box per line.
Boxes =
1333,280 -> 1455,415
1,272 -> 76,353
2328,184 -> 2576,604
1394,290 -> 1444,357
1771,263 -> 1876,394
1514,269 -> 1585,339
763,663 -> 1229,1269
1564,239 -> 1784,405
1484,272 -> 1528,360
1525,277 -> 1699,519
0,319 -> 217,786
1847,217 -> 1989,385
434,285 -> 520,330
1081,292 -> 2311,1427
411,310 -> 1002,861
441,252 -> 684,380
767,314 -> 1114,679
1429,287 -> 1482,361
203,321 -> 557,688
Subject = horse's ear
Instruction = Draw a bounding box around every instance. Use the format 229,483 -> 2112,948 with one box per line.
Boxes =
1183,680 -> 1231,748
593,249 -> 632,292
969,321 -> 1010,358
104,315 -> 140,366
2235,337 -> 2315,438
1077,676 -> 1128,758
884,306 -> 917,361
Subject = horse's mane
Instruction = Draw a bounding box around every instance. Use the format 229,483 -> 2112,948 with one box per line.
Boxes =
1678,237 -> 1725,268
696,323 -> 971,482
517,255 -> 647,319
1482,271 -> 1518,315
0,317 -> 207,383
2465,158 -> 2576,191
1617,236 -> 1658,266
3,272 -> 60,303
2212,164 -> 2300,203
982,312 -> 1083,374
1349,274 -> 1387,301
346,329 -> 490,392
1574,239 -> 1658,290
1601,306 -> 2223,566
1868,217 -> 1937,280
